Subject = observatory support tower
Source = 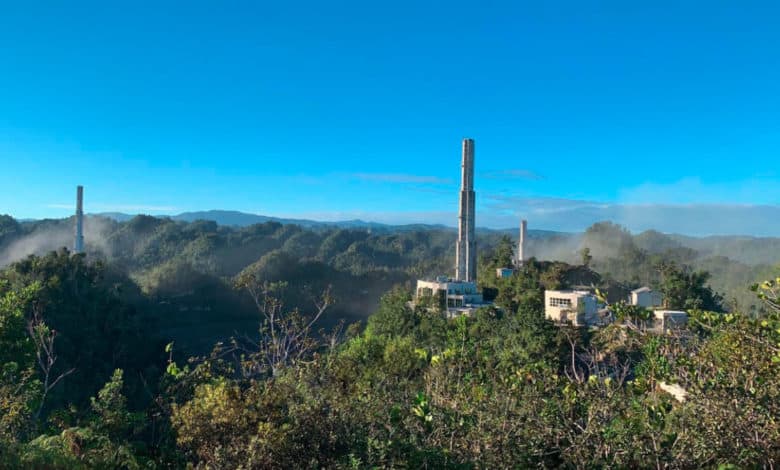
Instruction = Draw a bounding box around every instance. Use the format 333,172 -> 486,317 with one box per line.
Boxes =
74,186 -> 84,254
517,219 -> 527,266
455,138 -> 477,282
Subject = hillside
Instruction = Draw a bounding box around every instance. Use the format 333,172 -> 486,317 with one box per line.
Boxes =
68,209 -> 780,268
96,210 -> 452,232
1,215 -> 778,351
1,232 -> 778,468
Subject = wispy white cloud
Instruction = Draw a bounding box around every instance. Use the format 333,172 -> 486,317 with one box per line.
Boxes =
46,203 -> 178,213
406,185 -> 454,195
278,210 -> 456,226
618,177 -> 780,205
474,194 -> 780,236
349,173 -> 454,185
484,194 -> 604,212
482,169 -> 545,181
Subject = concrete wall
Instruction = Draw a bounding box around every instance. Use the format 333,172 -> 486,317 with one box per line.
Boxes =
651,310 -> 688,333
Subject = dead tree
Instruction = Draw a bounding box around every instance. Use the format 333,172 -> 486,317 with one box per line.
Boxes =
233,277 -> 334,378
27,305 -> 75,419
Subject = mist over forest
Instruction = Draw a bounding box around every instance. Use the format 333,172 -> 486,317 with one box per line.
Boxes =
2,212 -> 778,351
1,209 -> 779,468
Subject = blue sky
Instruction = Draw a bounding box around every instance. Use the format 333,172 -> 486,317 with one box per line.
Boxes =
1,1 -> 779,232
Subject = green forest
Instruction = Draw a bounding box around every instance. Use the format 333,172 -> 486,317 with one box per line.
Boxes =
0,215 -> 779,468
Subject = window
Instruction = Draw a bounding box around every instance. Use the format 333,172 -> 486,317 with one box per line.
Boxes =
549,297 -> 572,308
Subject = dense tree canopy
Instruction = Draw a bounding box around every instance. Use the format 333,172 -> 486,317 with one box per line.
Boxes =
0,216 -> 778,467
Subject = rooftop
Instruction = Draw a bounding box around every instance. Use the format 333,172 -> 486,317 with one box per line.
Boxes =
419,276 -> 477,285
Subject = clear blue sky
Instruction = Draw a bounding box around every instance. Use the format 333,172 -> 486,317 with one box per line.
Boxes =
1,1 -> 779,230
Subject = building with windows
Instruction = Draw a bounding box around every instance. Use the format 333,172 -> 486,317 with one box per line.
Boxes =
544,290 -> 602,327
416,277 -> 485,317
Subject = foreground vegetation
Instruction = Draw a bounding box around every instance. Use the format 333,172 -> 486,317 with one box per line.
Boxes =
0,216 -> 779,468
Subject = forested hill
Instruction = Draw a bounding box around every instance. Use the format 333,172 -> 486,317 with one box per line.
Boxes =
1,213 -> 780,467
96,210 -> 452,232
1,215 -> 778,341
0,214 -> 466,352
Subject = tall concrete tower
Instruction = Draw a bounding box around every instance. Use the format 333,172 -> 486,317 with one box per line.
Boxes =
455,138 -> 477,282
517,219 -> 527,266
74,186 -> 84,254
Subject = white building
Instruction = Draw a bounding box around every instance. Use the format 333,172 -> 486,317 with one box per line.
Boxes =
650,310 -> 688,333
416,277 -> 485,317
544,290 -> 601,327
630,287 -> 664,308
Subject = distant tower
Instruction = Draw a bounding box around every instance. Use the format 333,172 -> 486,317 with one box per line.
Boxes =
455,138 -> 477,282
517,219 -> 527,266
74,186 -> 84,254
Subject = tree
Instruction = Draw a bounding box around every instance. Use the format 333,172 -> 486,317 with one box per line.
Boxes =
0,280 -> 36,368
26,305 -> 75,419
90,370 -> 136,438
658,262 -> 724,311
752,277 -> 780,313
366,288 -> 417,337
1,250 -> 161,415
20,370 -> 148,469
233,271 -> 333,377
580,247 -> 593,268
492,235 -> 515,269
0,281 -> 41,446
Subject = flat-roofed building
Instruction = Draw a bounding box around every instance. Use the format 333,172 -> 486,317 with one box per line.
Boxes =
544,290 -> 601,327
416,277 -> 485,317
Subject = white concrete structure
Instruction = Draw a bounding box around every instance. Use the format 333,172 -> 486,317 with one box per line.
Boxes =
516,219 -> 527,266
415,139 -> 490,317
545,290 -> 601,327
455,138 -> 477,282
650,310 -> 688,333
416,277 -> 485,316
74,185 -> 84,254
630,287 -> 663,308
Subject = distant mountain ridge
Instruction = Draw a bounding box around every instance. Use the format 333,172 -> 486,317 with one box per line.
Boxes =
82,205 -> 780,238
93,210 -> 573,238
95,210 -> 454,233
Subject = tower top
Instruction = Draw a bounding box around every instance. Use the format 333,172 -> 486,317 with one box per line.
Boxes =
461,138 -> 474,191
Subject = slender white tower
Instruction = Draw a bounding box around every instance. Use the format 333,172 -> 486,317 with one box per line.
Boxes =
74,186 -> 84,254
517,219 -> 527,266
455,138 -> 477,282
